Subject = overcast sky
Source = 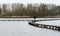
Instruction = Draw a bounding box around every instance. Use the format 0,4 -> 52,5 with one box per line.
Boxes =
0,0 -> 60,5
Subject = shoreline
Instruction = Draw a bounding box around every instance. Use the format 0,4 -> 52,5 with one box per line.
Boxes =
0,16 -> 60,18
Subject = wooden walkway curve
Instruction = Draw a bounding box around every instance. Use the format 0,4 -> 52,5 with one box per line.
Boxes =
28,20 -> 60,31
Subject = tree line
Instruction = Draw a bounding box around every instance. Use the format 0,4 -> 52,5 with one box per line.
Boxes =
0,3 -> 60,18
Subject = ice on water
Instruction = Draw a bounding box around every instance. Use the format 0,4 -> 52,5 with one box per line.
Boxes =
36,20 -> 60,26
0,18 -> 60,36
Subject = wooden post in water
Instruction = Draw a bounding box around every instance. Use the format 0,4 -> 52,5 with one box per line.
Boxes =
34,16 -> 36,21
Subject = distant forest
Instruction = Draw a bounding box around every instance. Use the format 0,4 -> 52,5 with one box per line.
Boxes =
0,3 -> 60,18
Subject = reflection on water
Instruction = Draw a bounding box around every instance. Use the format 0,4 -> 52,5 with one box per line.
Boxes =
0,18 -> 60,36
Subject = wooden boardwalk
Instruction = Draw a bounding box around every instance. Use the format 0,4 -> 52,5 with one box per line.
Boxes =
0,19 -> 60,31
29,21 -> 60,31
0,19 -> 60,21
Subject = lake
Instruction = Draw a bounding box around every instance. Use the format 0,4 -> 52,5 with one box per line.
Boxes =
0,18 -> 60,36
